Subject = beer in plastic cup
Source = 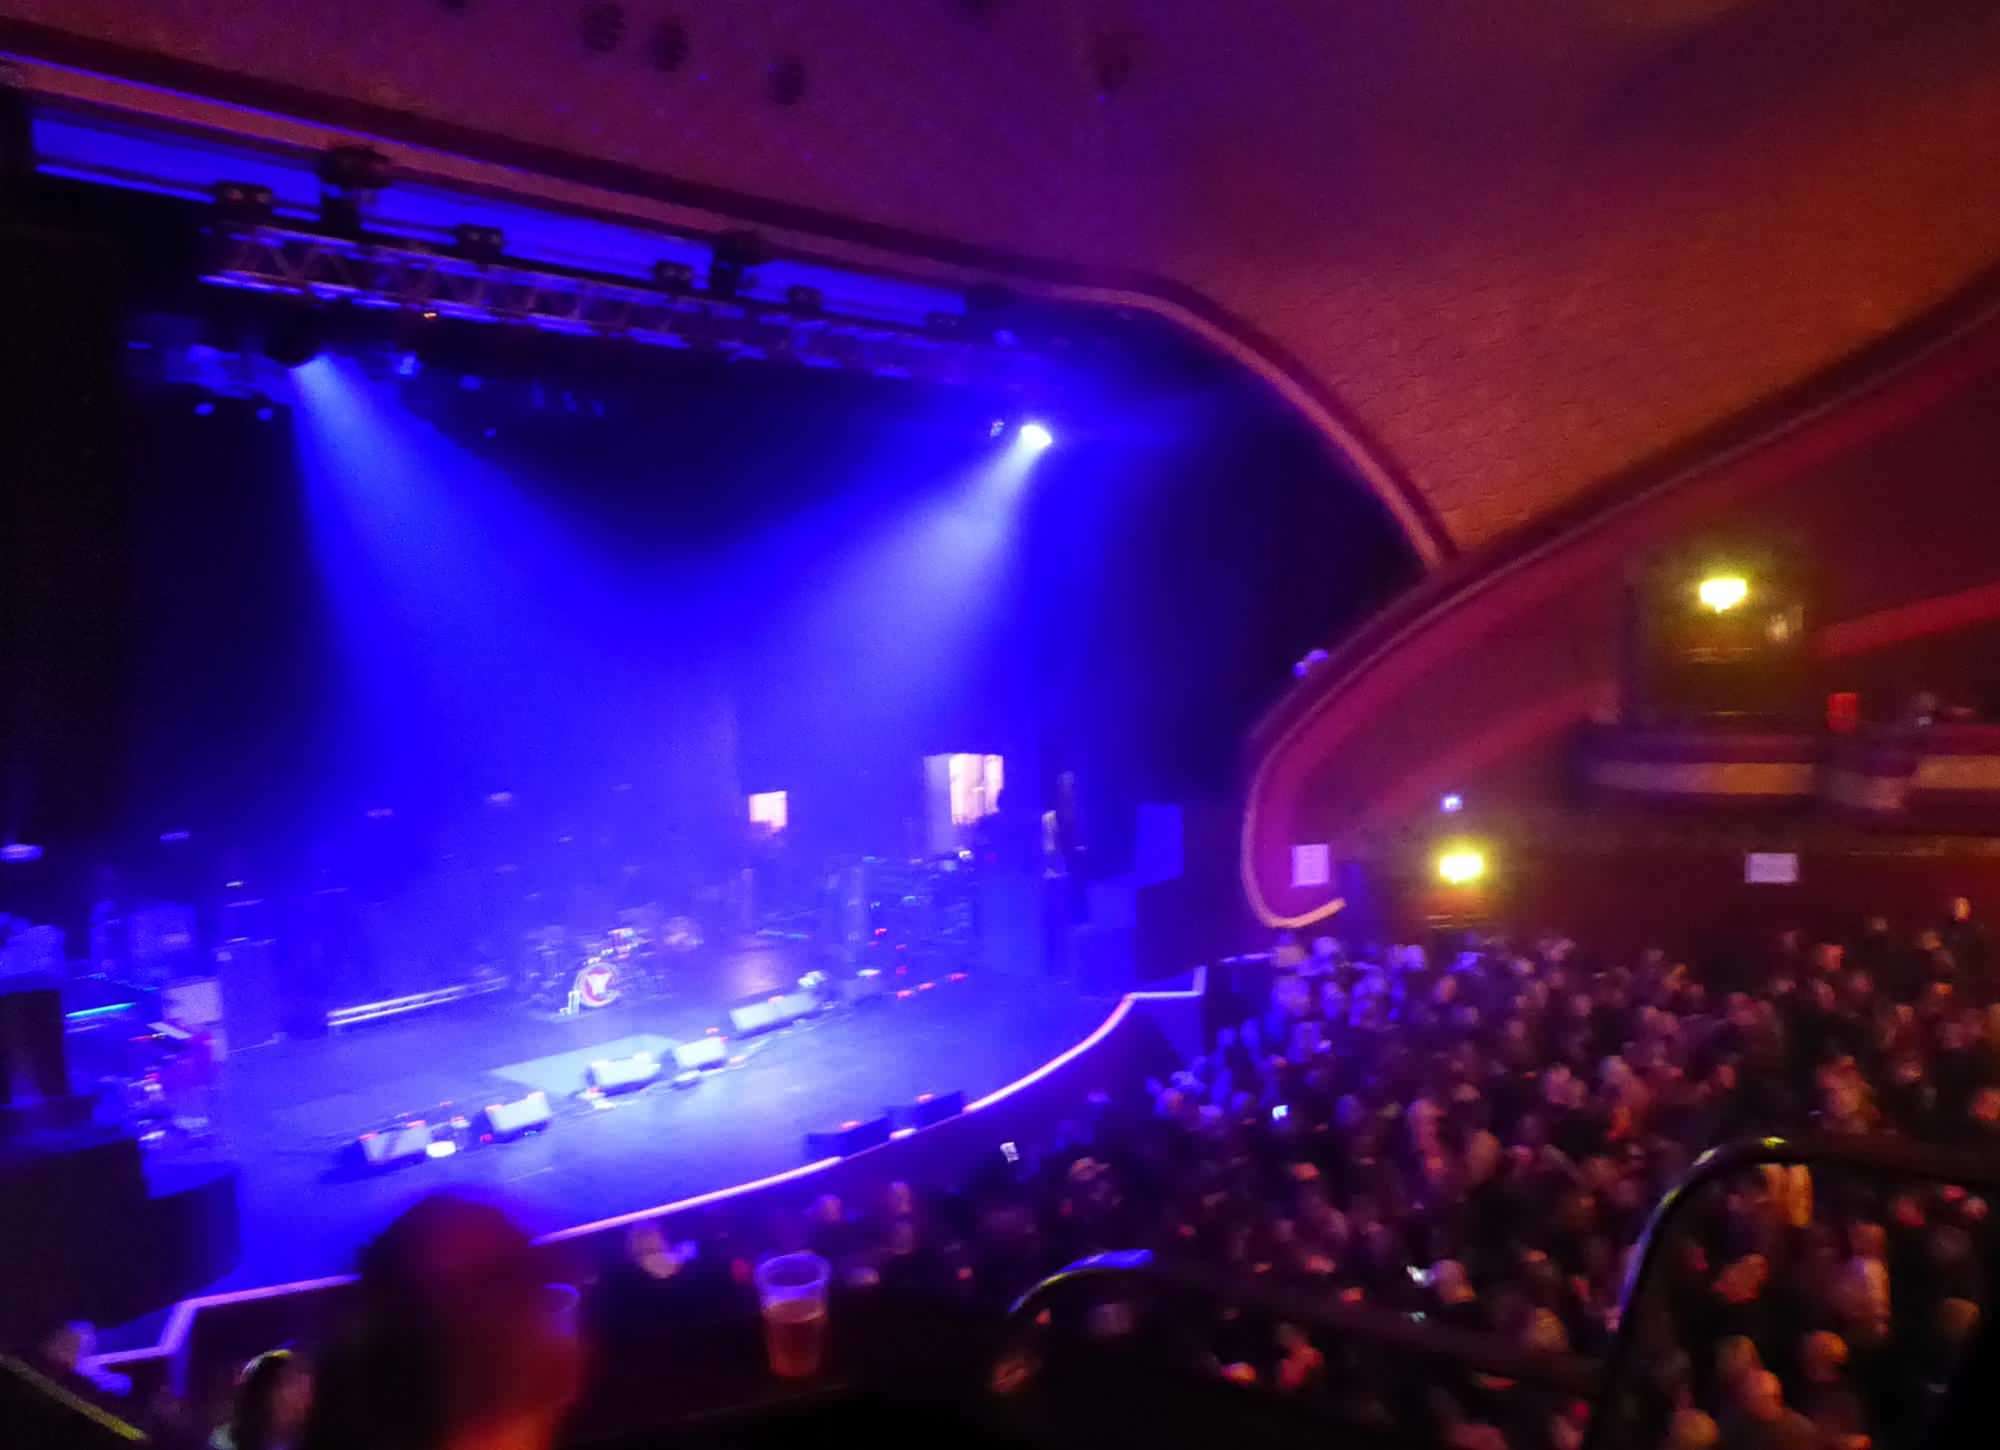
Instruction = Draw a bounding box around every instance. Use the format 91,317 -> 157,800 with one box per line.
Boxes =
755,1252 -> 830,1378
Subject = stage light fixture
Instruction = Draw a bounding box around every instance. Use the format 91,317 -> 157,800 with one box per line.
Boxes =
1697,574 -> 1749,613
1018,421 -> 1054,451
451,223 -> 505,264
707,230 -> 767,299
263,312 -> 326,369
0,842 -> 43,863
1440,793 -> 1464,814
652,260 -> 696,293
317,144 -> 392,235
211,180 -> 275,222
1436,846 -> 1487,887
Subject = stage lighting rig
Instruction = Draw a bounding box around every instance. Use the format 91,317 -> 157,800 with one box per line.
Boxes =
707,230 -> 767,299
451,223 -> 505,265
261,309 -> 326,369
211,180 -> 275,224
652,259 -> 696,294
316,143 -> 392,236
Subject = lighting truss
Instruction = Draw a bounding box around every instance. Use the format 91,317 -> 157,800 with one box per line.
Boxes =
202,223 -> 1040,388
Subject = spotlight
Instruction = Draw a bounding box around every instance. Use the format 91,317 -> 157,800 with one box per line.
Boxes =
707,230 -> 767,299
211,180 -> 275,223
193,400 -> 215,417
0,843 -> 44,863
989,417 -> 1007,439
263,311 -> 325,369
450,223 -> 504,264
1697,574 -> 1749,613
652,260 -> 696,294
1018,421 -> 1054,451
317,144 -> 392,235
1436,847 -> 1487,887
1440,793 -> 1464,814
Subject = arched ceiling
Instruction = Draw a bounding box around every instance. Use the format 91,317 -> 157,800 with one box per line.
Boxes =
7,0 -> 2000,559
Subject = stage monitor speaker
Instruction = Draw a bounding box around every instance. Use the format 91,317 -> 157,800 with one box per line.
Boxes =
729,991 -> 818,1038
483,1090 -> 551,1141
587,1051 -> 661,1094
355,1120 -> 430,1170
774,989 -> 821,1021
728,999 -> 783,1037
893,1090 -> 965,1131
673,1036 -> 728,1072
804,1115 -> 892,1159
840,969 -> 887,1003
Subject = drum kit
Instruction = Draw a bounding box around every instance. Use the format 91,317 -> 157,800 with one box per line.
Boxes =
519,912 -> 704,1014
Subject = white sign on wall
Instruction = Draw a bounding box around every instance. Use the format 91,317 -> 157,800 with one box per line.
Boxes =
1745,852 -> 1800,885
1291,843 -> 1332,888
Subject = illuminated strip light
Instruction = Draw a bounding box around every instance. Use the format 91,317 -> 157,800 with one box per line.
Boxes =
1,1353 -> 147,1441
65,1001 -> 138,1023
538,1157 -> 844,1243
325,977 -> 508,1030
104,963 -> 1210,1364
963,964 -> 1204,1113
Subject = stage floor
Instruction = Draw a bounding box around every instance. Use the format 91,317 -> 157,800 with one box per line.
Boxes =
165,942 -> 1107,1295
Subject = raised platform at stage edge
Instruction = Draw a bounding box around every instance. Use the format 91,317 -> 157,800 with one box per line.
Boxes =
153,953 -> 1108,1299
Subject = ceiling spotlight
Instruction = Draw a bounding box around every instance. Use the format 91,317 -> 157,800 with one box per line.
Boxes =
707,230 -> 767,299
317,143 -> 392,235
1440,793 -> 1464,814
211,180 -> 275,223
263,311 -> 326,369
1018,421 -> 1054,451
1697,574 -> 1750,613
1436,846 -> 1487,887
451,223 -> 505,264
0,842 -> 43,863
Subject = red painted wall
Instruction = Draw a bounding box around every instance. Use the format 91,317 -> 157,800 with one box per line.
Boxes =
1245,304 -> 2000,929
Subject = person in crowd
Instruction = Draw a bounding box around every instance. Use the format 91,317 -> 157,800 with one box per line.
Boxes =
66,894 -> 1989,1450
302,1194 -> 581,1450
213,1349 -> 312,1450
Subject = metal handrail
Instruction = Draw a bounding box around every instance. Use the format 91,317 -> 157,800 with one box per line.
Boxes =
1004,1135 -> 2000,1442
1582,1134 -> 2000,1450
1005,1253 -> 1605,1397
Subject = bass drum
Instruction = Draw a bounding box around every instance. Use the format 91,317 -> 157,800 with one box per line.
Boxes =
572,958 -> 620,1009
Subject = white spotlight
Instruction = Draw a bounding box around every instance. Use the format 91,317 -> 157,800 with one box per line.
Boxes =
1018,421 -> 1054,452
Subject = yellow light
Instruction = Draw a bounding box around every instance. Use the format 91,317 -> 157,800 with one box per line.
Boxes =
1436,847 -> 1487,886
1697,574 -> 1749,613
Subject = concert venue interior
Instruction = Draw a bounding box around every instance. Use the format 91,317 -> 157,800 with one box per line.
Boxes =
7,7 -> 2000,1450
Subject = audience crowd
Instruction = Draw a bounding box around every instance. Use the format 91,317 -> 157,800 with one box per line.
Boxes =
25,900 -> 1998,1450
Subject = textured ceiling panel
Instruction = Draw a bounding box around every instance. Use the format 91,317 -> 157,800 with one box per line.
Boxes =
7,0 -> 2000,554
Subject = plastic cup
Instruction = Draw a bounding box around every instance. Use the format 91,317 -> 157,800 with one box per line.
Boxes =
754,1252 -> 830,1378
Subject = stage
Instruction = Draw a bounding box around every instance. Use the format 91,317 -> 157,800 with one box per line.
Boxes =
159,941 -> 1108,1296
